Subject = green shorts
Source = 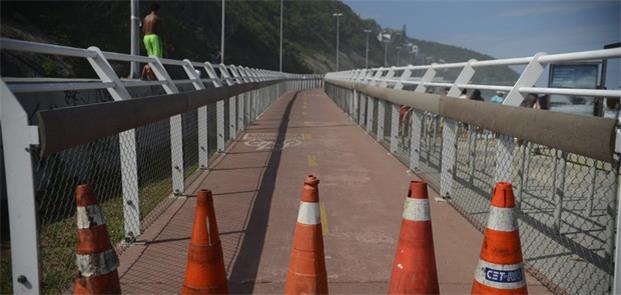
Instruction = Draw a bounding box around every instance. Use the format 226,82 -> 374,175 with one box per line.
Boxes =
143,34 -> 163,58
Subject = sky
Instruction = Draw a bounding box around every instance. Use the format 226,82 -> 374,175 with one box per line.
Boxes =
343,0 -> 621,88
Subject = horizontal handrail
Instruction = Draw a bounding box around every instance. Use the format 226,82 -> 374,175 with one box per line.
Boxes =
324,78 -> 616,163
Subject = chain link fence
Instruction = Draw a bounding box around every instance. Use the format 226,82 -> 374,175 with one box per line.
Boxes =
0,78 -> 314,293
325,82 -> 619,294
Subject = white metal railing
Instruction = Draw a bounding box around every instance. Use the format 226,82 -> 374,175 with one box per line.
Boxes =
0,37 -> 322,294
324,46 -> 621,294
326,47 -> 621,104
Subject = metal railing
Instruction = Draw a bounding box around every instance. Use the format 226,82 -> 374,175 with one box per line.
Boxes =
0,37 -> 323,294
324,47 -> 621,294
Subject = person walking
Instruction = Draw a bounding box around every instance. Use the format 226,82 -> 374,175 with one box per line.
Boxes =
469,89 -> 484,101
141,3 -> 172,80
490,91 -> 505,104
143,3 -> 164,58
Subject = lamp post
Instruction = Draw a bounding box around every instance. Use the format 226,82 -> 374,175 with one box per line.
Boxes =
384,42 -> 388,66
395,46 -> 401,66
408,43 -> 418,65
279,0 -> 283,72
129,0 -> 140,78
363,29 -> 371,69
220,0 -> 225,64
333,12 -> 343,71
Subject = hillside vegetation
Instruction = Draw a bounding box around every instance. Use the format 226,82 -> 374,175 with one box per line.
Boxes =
1,1 -> 518,81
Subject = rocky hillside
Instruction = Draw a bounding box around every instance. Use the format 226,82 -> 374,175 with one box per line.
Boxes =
1,0 -> 518,83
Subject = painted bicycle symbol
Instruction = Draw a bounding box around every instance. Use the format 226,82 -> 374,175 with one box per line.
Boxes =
243,133 -> 303,151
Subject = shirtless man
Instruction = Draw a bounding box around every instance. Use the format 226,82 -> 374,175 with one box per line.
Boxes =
141,3 -> 162,79
143,3 -> 163,58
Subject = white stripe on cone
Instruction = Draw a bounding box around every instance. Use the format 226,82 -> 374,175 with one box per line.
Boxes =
76,205 -> 106,229
76,249 -> 119,277
486,206 -> 517,232
297,202 -> 320,225
402,198 -> 430,221
474,259 -> 526,289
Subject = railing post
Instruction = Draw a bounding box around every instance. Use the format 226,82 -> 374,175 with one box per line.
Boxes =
366,96 -> 375,132
204,62 -> 226,153
218,64 -> 235,150
86,47 -> 141,239
441,60 -> 475,198
229,66 -> 245,134
182,60 -> 209,170
495,53 -> 546,193
1,81 -> 41,294
408,66 -> 437,166
220,64 -> 237,146
224,67 -> 237,139
551,150 -> 567,233
148,57 -> 185,195
376,68 -> 394,141
613,117 -> 621,294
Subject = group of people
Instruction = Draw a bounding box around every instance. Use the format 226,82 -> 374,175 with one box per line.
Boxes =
457,88 -> 550,110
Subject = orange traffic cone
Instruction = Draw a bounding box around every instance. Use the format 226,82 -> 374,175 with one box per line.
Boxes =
388,180 -> 439,295
72,184 -> 121,294
472,182 -> 527,294
284,175 -> 328,295
182,189 -> 228,294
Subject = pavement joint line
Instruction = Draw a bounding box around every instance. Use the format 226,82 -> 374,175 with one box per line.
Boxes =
320,202 -> 329,235
307,154 -> 318,167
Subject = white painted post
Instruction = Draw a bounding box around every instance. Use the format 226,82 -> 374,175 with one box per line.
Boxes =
204,63 -> 226,153
366,96 -> 374,132
182,60 -> 208,170
496,53 -> 546,188
377,99 -> 385,141
219,64 -> 236,146
86,47 -> 141,238
441,60 -> 476,198
376,68 -> 395,141
409,66 -> 437,164
613,120 -> 621,294
1,81 -> 41,294
229,66 -> 244,134
148,57 -> 185,195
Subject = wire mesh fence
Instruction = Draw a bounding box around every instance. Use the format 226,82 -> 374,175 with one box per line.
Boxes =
0,79 -> 312,294
325,82 -> 619,295
33,133 -> 125,293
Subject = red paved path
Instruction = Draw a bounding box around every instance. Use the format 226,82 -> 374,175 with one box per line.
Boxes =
118,89 -> 551,294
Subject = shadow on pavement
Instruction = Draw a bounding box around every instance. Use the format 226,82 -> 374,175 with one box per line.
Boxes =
228,92 -> 299,294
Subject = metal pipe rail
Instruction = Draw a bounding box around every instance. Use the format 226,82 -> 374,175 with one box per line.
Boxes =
0,37 -> 323,294
323,46 -> 621,295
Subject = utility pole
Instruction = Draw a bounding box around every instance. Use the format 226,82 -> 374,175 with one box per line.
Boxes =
129,0 -> 140,78
395,46 -> 401,66
333,12 -> 343,71
384,42 -> 388,66
364,29 -> 371,68
221,0 -> 225,64
279,0 -> 283,72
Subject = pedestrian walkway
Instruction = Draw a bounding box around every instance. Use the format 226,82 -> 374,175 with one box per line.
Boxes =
117,89 -> 551,294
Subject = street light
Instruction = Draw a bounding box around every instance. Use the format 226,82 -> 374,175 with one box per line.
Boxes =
221,0 -> 225,64
377,31 -> 391,66
333,12 -> 343,71
363,29 -> 371,69
395,46 -> 402,66
129,0 -> 140,78
279,0 -> 283,72
406,43 -> 418,65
